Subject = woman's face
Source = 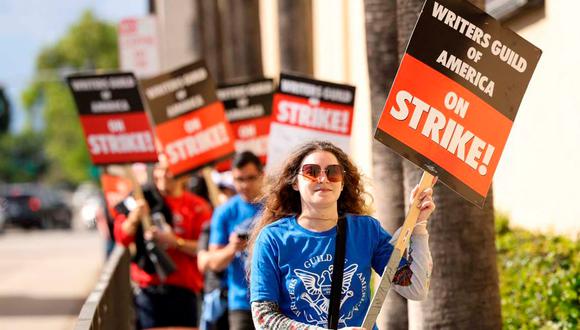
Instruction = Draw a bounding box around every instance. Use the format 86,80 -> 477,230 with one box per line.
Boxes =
294,151 -> 344,209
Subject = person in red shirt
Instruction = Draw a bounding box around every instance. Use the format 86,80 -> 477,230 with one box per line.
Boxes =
114,155 -> 212,330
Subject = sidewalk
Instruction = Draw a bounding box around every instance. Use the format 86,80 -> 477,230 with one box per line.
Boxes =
0,228 -> 103,330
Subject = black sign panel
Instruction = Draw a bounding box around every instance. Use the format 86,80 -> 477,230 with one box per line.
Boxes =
217,78 -> 275,122
278,73 -> 356,107
67,72 -> 145,115
140,60 -> 219,125
406,0 -> 542,120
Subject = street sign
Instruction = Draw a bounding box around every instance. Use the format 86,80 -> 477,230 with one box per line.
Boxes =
118,16 -> 161,78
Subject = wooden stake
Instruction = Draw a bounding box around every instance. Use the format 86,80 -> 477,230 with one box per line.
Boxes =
123,165 -> 153,230
201,167 -> 222,208
361,171 -> 435,329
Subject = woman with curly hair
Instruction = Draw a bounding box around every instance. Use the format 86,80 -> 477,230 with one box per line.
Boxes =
248,141 -> 436,329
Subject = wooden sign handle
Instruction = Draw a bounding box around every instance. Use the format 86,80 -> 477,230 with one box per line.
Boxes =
201,167 -> 222,208
361,171 -> 435,329
123,165 -> 153,230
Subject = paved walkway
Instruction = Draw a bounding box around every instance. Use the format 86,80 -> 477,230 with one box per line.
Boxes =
0,228 -> 104,330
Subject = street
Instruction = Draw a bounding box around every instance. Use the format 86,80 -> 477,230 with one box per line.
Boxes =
0,226 -> 104,330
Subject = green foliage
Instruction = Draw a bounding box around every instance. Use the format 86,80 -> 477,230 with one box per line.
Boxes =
496,214 -> 580,329
0,131 -> 48,182
20,10 -> 118,185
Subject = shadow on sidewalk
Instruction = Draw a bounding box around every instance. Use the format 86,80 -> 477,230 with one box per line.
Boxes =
0,295 -> 84,316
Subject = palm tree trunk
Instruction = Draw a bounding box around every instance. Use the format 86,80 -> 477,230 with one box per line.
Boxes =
198,0 -> 224,82
363,0 -> 408,329
396,1 -> 502,328
278,0 -> 314,75
219,0 -> 263,82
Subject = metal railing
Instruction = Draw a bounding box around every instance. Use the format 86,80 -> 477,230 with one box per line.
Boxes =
75,245 -> 134,330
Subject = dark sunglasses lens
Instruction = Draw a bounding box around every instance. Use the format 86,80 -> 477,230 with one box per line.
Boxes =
326,165 -> 344,182
302,164 -> 321,179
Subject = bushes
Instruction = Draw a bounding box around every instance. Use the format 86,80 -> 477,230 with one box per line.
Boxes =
496,214 -> 580,329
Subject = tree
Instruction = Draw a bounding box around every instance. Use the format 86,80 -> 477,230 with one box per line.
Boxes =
363,0 -> 408,329
395,1 -> 503,328
0,131 -> 47,182
198,0 -> 224,82
21,11 -> 119,185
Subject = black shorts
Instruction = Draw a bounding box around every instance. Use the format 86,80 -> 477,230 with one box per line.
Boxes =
135,285 -> 199,329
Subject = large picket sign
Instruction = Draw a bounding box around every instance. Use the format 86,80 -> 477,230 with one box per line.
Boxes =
375,0 -> 542,207
266,74 -> 355,173
67,72 -> 158,165
140,60 -> 236,176
215,78 -> 274,171
364,0 -> 542,328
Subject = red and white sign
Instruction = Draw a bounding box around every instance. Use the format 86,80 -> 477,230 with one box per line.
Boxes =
119,16 -> 160,78
67,72 -> 158,165
140,61 -> 236,176
267,74 -> 355,173
79,112 -> 157,164
100,173 -> 133,216
216,116 -> 271,171
215,78 -> 274,171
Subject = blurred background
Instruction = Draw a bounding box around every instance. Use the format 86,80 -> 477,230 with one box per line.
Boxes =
0,0 -> 578,329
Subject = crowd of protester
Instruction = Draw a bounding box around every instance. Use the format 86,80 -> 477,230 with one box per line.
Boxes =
110,142 -> 437,330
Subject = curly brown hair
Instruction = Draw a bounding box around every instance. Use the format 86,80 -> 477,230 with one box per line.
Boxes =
248,141 -> 372,257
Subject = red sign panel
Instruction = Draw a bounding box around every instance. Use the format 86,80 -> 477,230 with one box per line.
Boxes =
216,116 -> 271,171
215,78 -> 274,171
140,61 -> 236,176
267,74 -> 356,172
100,173 -> 133,216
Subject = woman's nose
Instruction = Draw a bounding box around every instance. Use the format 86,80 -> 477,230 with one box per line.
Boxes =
317,172 -> 329,183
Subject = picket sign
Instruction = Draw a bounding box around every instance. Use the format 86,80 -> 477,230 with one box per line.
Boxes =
361,171 -> 435,329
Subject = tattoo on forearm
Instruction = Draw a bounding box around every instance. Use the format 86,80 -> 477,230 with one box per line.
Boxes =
251,301 -> 325,330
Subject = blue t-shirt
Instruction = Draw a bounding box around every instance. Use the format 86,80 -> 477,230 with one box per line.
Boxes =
250,214 -> 404,328
209,195 -> 262,311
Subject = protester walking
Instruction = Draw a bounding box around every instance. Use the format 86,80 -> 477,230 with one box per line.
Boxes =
114,155 -> 212,330
207,151 -> 265,330
249,141 -> 436,329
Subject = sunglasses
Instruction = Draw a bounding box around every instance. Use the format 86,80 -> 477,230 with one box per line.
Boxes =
299,164 -> 345,183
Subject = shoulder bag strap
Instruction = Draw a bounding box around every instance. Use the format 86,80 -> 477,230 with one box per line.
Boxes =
328,215 -> 347,329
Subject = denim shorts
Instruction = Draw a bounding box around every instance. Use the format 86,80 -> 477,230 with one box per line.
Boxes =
135,285 -> 199,329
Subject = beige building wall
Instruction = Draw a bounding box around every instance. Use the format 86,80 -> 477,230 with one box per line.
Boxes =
493,1 -> 580,237
154,0 -> 200,71
312,0 -> 373,178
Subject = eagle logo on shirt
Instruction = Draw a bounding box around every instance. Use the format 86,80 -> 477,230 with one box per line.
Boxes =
293,263 -> 359,327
